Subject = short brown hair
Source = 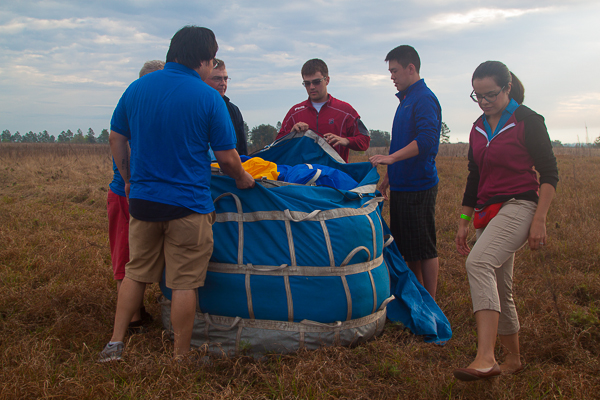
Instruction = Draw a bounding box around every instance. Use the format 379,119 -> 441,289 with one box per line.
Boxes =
301,59 -> 328,77
213,58 -> 226,71
139,60 -> 165,78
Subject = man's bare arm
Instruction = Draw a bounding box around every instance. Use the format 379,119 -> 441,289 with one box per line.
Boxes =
370,140 -> 419,166
109,130 -> 131,196
213,149 -> 255,189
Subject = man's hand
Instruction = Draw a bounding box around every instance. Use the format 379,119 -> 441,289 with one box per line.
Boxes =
369,141 -> 419,167
377,173 -> 390,200
214,149 -> 255,190
323,133 -> 350,147
369,154 -> 395,167
291,122 -> 309,132
235,171 -> 256,190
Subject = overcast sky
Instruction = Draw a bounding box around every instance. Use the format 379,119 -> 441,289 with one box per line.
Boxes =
1,0 -> 599,144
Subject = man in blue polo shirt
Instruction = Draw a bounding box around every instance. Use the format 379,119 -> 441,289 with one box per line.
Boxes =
370,45 -> 442,300
99,26 -> 254,362
107,59 -> 164,336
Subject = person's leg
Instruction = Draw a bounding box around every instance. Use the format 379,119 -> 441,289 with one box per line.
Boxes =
116,280 -> 143,322
406,258 -> 439,299
164,212 -> 215,358
461,200 -> 536,370
467,309 -> 500,369
496,201 -> 535,372
109,190 -> 143,323
495,253 -> 523,372
170,289 -> 197,357
110,277 -> 147,342
404,185 -> 439,299
421,257 -> 439,300
120,217 -> 165,329
406,260 -> 423,284
100,217 -> 164,362
498,332 -> 521,372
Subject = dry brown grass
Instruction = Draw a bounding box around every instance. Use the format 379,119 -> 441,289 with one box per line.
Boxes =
1,143 -> 599,399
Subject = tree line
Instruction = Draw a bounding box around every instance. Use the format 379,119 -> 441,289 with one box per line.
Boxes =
244,122 -> 398,153
1,128 -> 109,144
246,121 -> 451,152
2,121 -> 455,149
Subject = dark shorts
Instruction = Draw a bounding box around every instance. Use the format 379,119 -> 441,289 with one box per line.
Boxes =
389,184 -> 438,262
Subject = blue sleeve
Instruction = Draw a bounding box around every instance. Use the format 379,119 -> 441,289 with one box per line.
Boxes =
413,96 -> 441,155
208,93 -> 237,151
110,91 -> 131,139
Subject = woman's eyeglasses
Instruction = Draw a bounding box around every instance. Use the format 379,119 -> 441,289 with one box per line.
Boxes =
470,86 -> 505,103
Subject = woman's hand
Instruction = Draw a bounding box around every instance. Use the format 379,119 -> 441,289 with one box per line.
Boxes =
528,217 -> 547,251
528,183 -> 555,251
455,207 -> 474,256
455,222 -> 471,256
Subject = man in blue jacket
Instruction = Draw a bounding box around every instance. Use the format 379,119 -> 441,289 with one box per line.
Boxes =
370,45 -> 442,300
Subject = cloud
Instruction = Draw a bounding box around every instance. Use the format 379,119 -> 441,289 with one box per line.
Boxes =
234,72 -> 299,91
1,0 -> 599,144
557,93 -> 600,113
430,7 -> 549,29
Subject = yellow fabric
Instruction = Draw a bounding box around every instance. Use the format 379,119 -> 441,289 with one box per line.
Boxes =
212,157 -> 279,180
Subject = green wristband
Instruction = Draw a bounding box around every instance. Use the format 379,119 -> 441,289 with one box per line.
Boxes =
460,214 -> 472,222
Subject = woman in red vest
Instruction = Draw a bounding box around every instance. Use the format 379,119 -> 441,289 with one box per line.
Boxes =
453,61 -> 558,381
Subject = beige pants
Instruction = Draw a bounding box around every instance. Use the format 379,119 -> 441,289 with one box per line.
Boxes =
125,212 -> 216,290
466,199 -> 537,335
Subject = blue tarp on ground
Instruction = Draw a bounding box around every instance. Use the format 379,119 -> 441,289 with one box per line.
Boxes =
254,132 -> 451,343
162,131 -> 452,345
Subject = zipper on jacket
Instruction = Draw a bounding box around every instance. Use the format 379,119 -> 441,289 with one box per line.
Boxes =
476,122 -> 516,147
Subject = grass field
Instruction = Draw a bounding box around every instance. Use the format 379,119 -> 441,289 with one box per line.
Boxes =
1,143 -> 599,399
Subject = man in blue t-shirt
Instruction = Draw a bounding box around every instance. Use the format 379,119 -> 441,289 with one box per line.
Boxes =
99,26 -> 255,362
107,59 -> 164,335
370,45 -> 442,300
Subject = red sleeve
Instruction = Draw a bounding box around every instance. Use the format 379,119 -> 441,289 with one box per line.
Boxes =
276,108 -> 296,139
345,117 -> 370,151
347,133 -> 370,151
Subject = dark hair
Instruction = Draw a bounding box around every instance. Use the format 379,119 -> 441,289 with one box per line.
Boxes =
385,45 -> 420,73
301,59 -> 328,77
166,26 -> 218,70
472,61 -> 525,104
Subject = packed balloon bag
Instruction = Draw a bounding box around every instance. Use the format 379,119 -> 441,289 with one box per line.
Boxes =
160,131 -> 451,357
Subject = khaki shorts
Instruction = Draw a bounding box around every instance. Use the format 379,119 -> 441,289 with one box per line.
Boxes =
125,212 -> 216,290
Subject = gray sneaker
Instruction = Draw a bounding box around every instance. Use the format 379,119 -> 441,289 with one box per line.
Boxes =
98,342 -> 124,362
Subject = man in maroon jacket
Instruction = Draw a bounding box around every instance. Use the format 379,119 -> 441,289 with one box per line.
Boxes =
276,59 -> 370,162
